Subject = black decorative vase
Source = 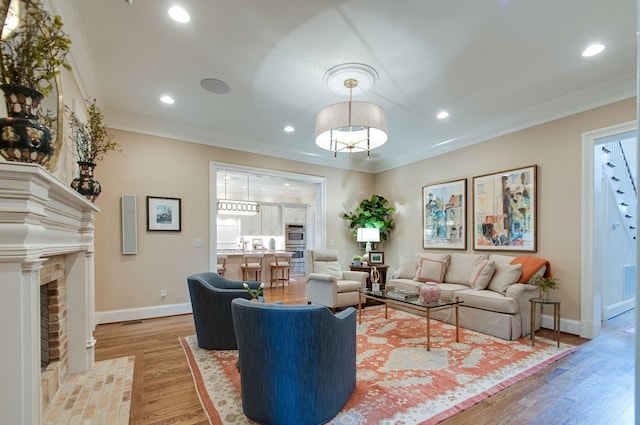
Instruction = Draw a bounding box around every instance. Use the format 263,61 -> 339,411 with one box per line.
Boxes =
0,84 -> 53,165
71,161 -> 101,202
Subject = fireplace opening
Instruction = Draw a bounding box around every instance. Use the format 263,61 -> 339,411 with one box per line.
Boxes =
41,283 -> 50,371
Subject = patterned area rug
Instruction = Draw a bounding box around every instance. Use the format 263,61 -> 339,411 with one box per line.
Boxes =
180,306 -> 576,425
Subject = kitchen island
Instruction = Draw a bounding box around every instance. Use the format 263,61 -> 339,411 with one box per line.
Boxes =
217,250 -> 294,285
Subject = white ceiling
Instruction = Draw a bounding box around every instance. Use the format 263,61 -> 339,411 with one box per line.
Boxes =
58,0 -> 637,174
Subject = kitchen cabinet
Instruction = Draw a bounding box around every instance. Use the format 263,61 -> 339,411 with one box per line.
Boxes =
239,205 -> 281,236
261,205 -> 281,236
240,214 -> 262,235
284,206 -> 306,224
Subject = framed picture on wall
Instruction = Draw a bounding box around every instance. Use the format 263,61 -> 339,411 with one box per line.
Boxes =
369,251 -> 384,264
147,196 -> 182,231
423,178 -> 467,249
472,165 -> 537,251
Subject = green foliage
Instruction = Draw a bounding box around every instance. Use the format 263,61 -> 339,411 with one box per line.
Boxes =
243,282 -> 264,299
530,275 -> 560,292
342,194 -> 395,242
65,98 -> 121,163
352,254 -> 362,261
0,0 -> 72,96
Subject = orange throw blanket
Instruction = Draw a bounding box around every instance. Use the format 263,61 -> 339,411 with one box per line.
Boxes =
510,256 -> 552,283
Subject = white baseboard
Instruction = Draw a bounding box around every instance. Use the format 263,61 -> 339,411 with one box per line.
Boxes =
95,302 -> 192,324
603,298 -> 635,320
541,314 -> 580,336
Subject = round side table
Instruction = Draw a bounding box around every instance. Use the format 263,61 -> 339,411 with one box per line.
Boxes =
530,297 -> 561,347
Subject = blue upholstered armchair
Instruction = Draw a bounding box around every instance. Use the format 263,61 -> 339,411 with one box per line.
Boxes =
187,272 -> 262,350
231,298 -> 356,425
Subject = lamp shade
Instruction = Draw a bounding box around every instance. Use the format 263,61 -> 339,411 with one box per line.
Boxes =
315,101 -> 388,153
357,227 -> 380,243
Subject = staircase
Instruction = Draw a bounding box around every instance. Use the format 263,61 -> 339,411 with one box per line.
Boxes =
601,141 -> 637,250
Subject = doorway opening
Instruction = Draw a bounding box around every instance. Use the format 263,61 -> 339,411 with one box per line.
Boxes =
209,162 -> 326,273
581,120 -> 637,339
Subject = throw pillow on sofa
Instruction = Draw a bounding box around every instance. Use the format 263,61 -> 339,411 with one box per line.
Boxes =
415,257 -> 447,283
444,253 -> 488,284
395,253 -> 450,279
395,255 -> 419,279
469,259 -> 496,290
487,262 -> 522,293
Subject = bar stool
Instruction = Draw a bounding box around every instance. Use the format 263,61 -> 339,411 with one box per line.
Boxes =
241,253 -> 264,282
216,254 -> 227,276
270,252 -> 293,288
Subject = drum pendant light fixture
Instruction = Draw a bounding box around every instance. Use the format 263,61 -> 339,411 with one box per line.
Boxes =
315,63 -> 388,158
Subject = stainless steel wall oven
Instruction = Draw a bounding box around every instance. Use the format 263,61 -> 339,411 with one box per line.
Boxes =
285,224 -> 306,246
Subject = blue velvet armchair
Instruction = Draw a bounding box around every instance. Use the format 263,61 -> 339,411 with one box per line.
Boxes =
231,298 -> 356,425
187,272 -> 262,350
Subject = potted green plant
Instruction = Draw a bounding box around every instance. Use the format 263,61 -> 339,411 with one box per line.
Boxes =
343,194 -> 395,244
352,254 -> 363,266
530,275 -> 560,300
0,0 -> 72,164
243,282 -> 264,301
65,98 -> 121,202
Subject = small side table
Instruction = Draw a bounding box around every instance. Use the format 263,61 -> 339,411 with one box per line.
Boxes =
349,264 -> 388,289
530,298 -> 561,347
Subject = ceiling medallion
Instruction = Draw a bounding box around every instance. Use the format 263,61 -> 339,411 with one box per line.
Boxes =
315,63 -> 388,158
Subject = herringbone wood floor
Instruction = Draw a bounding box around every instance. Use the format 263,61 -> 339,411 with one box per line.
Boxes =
94,277 -> 635,425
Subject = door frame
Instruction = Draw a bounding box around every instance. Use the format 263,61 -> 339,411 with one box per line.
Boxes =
209,162 -> 326,272
581,120 -> 636,339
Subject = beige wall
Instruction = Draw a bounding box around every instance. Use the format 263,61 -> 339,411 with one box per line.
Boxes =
375,97 -> 636,322
8,64 -> 633,323
93,130 -> 373,312
93,98 -> 635,321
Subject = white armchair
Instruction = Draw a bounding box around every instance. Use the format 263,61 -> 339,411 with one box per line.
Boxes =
305,249 -> 368,310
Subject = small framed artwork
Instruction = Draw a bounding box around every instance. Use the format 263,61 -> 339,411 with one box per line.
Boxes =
147,196 -> 182,231
369,251 -> 384,264
472,164 -> 537,251
423,178 -> 467,249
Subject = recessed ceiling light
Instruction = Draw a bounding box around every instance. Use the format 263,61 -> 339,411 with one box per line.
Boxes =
284,183 -> 290,187
160,95 -> 175,104
436,111 -> 449,120
168,6 -> 190,23
284,126 -> 295,132
582,43 -> 605,57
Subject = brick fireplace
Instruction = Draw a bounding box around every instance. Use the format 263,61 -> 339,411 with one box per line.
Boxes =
0,163 -> 99,425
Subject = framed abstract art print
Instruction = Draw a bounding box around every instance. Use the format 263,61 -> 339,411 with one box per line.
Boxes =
423,178 -> 466,249
472,165 -> 536,251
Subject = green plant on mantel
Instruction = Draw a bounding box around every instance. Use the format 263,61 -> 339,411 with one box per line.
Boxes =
65,98 -> 121,164
0,0 -> 72,96
342,194 -> 395,242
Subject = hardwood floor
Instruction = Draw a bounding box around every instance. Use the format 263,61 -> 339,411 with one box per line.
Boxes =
94,277 -> 635,425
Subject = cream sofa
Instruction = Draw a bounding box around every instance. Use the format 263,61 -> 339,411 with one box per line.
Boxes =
387,252 -> 549,341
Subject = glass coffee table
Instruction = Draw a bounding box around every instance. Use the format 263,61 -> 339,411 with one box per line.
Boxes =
358,288 -> 463,351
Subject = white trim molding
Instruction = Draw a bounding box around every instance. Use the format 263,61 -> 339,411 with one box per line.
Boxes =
581,120 -> 637,339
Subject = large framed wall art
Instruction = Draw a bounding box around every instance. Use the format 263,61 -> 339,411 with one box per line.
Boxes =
472,165 -> 536,251
423,178 -> 466,249
147,196 -> 182,231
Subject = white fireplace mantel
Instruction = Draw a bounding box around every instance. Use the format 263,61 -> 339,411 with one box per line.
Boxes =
0,163 -> 100,425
